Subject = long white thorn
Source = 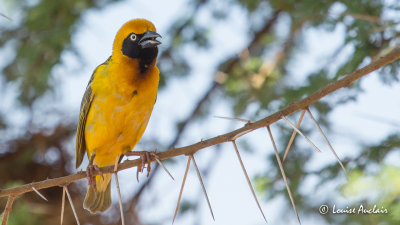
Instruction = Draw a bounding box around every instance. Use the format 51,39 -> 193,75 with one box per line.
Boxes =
232,129 -> 256,140
114,155 -> 125,225
214,115 -> 255,140
190,154 -> 215,221
214,115 -> 251,123
281,115 -> 322,153
232,141 -> 268,223
65,186 -> 80,225
60,187 -> 66,225
283,110 -> 306,162
155,157 -> 175,181
173,156 -> 191,224
32,186 -> 48,201
267,126 -> 301,224
306,108 -> 348,177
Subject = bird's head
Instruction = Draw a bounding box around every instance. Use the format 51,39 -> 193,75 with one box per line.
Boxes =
112,19 -> 161,72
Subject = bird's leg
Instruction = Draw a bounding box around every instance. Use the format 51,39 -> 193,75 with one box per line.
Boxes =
86,153 -> 103,189
124,150 -> 159,181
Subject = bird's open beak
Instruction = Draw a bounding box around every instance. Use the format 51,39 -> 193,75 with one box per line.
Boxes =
139,31 -> 162,48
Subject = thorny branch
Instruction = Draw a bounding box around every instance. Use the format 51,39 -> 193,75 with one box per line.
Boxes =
1,47 -> 399,200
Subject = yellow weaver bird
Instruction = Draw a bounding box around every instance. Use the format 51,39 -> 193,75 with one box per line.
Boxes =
75,19 -> 161,213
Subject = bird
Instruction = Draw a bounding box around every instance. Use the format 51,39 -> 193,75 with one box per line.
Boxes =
75,18 -> 161,213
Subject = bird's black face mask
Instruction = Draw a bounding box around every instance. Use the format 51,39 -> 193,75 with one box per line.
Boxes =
122,31 -> 162,73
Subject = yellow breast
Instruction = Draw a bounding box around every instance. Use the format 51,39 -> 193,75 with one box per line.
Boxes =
85,60 -> 159,167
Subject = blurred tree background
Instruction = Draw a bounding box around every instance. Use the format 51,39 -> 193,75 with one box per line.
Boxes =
1,0 -> 400,224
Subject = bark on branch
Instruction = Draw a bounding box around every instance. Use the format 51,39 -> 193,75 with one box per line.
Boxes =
1,47 -> 400,199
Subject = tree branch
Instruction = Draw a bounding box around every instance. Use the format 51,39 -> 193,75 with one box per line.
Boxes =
1,47 -> 399,199
1,195 -> 15,225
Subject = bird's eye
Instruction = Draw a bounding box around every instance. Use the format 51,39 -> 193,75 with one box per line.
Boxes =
129,33 -> 137,41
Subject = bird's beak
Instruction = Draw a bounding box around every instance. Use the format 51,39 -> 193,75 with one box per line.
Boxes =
139,31 -> 162,48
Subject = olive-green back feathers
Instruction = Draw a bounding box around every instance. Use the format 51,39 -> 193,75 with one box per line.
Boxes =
75,74 -> 94,168
75,57 -> 110,168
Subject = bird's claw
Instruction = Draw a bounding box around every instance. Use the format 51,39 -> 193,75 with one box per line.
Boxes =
86,164 -> 103,189
86,153 -> 103,189
124,150 -> 159,181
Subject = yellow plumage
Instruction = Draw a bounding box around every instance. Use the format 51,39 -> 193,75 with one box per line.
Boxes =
75,19 -> 161,213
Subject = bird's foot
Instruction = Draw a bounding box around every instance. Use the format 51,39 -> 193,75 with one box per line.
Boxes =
86,153 -> 103,189
124,150 -> 159,181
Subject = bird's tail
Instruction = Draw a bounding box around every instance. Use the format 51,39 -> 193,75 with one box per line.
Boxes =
83,173 -> 112,213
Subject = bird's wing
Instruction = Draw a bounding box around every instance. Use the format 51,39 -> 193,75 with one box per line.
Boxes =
75,57 -> 110,168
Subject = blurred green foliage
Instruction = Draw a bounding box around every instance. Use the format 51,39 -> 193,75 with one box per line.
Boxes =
0,0 -> 120,106
1,203 -> 41,225
0,0 -> 400,224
